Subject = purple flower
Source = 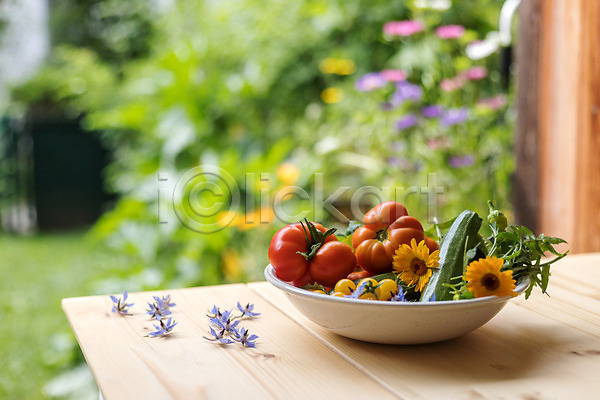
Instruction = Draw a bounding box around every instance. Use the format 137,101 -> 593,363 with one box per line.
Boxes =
389,285 -> 407,302
383,20 -> 425,37
235,327 -> 259,348
421,105 -> 443,118
463,66 -> 487,80
440,108 -> 469,126
435,25 -> 466,39
146,298 -> 172,319
110,291 -> 134,316
387,156 -> 411,169
236,302 -> 261,318
449,155 -> 475,168
395,114 -> 419,131
355,73 -> 387,92
210,309 -> 240,334
391,81 -> 422,105
147,317 -> 177,338
204,326 -> 235,344
380,69 -> 407,82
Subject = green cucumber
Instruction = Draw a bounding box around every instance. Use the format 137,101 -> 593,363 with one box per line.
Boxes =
420,210 -> 482,302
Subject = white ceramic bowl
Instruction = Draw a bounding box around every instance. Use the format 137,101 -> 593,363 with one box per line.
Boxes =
264,265 -> 529,344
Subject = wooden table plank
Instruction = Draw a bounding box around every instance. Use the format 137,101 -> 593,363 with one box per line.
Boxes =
63,284 -> 396,400
250,276 -> 600,399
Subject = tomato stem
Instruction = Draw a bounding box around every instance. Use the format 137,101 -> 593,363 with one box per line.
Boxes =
295,219 -> 336,261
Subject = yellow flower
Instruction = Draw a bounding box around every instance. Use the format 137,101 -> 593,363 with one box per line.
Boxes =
276,163 -> 300,185
319,58 -> 356,75
321,87 -> 343,104
392,238 -> 440,292
465,256 -> 517,298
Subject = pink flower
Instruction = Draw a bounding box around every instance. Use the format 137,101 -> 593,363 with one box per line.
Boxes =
477,94 -> 507,110
383,20 -> 425,37
380,69 -> 407,82
463,66 -> 487,80
440,76 -> 465,92
435,25 -> 465,39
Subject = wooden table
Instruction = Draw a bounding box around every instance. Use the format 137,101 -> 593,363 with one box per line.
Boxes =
63,253 -> 600,399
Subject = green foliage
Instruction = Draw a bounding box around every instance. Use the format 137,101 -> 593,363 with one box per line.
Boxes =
9,0 -> 515,289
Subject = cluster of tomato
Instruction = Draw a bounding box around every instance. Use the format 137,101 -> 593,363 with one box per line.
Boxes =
268,201 -> 438,289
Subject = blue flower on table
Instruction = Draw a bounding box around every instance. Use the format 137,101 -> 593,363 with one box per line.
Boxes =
146,298 -> 172,319
147,317 -> 177,338
236,302 -> 261,318
204,326 -> 235,344
235,328 -> 259,348
153,294 -> 176,309
110,290 -> 134,315
210,309 -> 240,335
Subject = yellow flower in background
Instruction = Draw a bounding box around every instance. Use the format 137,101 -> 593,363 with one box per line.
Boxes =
239,206 -> 275,230
276,162 -> 300,185
465,256 -> 517,298
221,249 -> 242,281
319,58 -> 356,75
321,87 -> 343,104
392,238 -> 440,292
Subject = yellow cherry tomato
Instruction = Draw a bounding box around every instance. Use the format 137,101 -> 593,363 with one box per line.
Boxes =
357,277 -> 378,288
330,291 -> 346,297
334,279 -> 357,295
376,279 -> 399,301
310,289 -> 326,294
359,292 -> 377,300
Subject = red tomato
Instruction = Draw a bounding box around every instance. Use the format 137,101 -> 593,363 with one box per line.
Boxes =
425,236 -> 439,252
353,215 -> 424,274
309,241 -> 357,287
268,221 -> 336,282
363,201 -> 408,231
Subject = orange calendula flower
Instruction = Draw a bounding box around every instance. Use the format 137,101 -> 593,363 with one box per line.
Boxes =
465,256 -> 517,298
392,238 -> 440,292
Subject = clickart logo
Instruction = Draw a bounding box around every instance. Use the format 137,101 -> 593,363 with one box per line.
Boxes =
157,165 -> 444,234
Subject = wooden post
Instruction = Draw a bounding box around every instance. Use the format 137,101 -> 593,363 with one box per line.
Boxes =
515,0 -> 600,253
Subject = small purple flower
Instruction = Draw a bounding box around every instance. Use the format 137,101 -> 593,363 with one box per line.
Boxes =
449,155 -> 475,168
210,309 -> 240,334
110,291 -> 134,316
391,81 -> 422,105
146,298 -> 172,319
435,25 -> 465,39
440,108 -> 469,126
389,285 -> 407,302
463,66 -> 487,80
383,20 -> 425,37
395,114 -> 419,131
235,328 -> 259,348
236,302 -> 261,318
387,156 -> 411,170
147,317 -> 177,338
380,69 -> 407,82
204,326 -> 235,344
154,294 -> 176,309
355,72 -> 387,92
421,105 -> 443,118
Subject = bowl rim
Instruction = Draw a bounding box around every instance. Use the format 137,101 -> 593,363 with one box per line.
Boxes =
264,264 -> 530,307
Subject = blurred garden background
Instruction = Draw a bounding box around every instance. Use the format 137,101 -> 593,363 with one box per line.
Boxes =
0,0 -> 516,398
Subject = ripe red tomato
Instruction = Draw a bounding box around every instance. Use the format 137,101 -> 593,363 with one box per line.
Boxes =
353,214 -> 425,274
268,222 -> 335,282
363,201 -> 408,231
309,241 -> 357,287
268,220 -> 355,287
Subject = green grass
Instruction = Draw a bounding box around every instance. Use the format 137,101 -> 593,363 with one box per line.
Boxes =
0,233 -> 113,399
